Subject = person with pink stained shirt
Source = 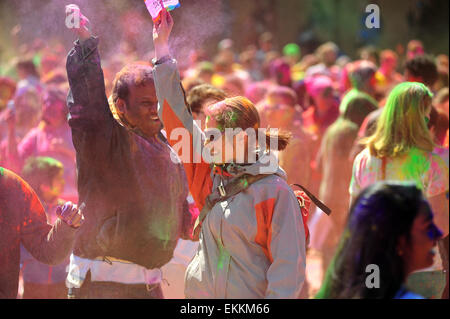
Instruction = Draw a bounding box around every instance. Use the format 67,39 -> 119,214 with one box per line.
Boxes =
0,86 -> 42,172
375,50 -> 403,97
6,87 -> 77,202
302,75 -> 340,138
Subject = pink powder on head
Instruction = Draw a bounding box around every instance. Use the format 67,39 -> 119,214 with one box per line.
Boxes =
305,75 -> 333,98
245,82 -> 270,104
204,100 -> 228,117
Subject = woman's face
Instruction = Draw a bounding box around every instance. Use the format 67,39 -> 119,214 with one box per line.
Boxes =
204,114 -> 249,164
193,98 -> 221,130
400,207 -> 442,274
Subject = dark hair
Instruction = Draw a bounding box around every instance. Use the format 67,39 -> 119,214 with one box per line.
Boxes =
405,55 -> 438,87
348,61 -> 377,90
205,96 -> 291,151
112,62 -> 154,106
317,182 -> 431,299
186,84 -> 227,114
21,157 -> 64,197
17,60 -> 40,78
342,95 -> 378,127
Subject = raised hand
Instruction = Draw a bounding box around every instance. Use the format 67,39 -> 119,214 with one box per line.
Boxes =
56,202 -> 85,229
65,4 -> 91,41
152,7 -> 174,59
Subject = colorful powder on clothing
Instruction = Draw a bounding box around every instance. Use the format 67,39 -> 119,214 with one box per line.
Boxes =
217,246 -> 226,271
400,148 -> 430,190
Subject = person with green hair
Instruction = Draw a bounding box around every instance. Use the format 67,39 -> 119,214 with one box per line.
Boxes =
349,82 -> 449,298
283,43 -> 301,65
21,157 -> 66,222
283,43 -> 304,82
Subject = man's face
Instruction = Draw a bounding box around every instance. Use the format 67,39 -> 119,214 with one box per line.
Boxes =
124,83 -> 162,137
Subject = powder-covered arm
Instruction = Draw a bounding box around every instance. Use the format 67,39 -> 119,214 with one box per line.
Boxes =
152,8 -> 213,212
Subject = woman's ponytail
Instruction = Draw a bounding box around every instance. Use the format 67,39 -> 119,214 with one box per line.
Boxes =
265,129 -> 292,151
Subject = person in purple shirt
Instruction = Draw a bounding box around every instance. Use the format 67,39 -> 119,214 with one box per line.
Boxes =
6,87 -> 77,202
19,156 -> 70,299
0,167 -> 83,299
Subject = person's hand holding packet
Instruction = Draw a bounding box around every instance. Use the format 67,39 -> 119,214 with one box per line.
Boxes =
145,0 -> 179,23
56,202 -> 85,229
152,7 -> 174,59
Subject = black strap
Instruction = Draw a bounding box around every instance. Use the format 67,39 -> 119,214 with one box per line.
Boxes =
291,183 -> 332,216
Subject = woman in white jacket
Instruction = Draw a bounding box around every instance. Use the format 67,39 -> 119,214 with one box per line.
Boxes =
151,9 -> 306,298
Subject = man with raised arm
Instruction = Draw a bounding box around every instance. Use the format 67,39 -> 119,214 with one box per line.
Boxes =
64,5 -> 191,298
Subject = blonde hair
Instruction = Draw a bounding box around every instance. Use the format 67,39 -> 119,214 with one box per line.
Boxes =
363,82 -> 434,158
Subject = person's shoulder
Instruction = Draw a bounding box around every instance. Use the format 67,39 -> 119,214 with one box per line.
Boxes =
249,173 -> 290,191
430,150 -> 448,164
0,167 -> 30,196
329,119 -> 358,136
429,151 -> 449,175
367,107 -> 383,122
251,174 -> 299,202
0,167 -> 19,185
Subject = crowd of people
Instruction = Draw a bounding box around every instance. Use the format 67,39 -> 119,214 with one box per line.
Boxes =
0,5 -> 448,299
